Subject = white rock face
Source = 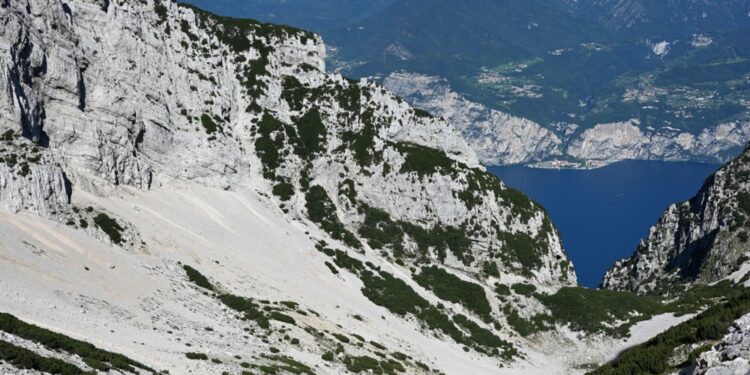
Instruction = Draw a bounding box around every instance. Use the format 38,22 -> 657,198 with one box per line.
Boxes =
0,1 -> 584,373
382,71 -> 750,169
602,145 -> 750,294
0,0 -> 577,284
383,72 -> 563,165
693,313 -> 750,375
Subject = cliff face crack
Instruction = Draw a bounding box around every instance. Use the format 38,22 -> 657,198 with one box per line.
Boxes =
76,66 -> 85,111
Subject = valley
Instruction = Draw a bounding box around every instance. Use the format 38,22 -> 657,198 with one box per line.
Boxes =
490,160 -> 720,287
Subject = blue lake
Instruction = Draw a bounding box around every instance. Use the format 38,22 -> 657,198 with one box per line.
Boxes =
488,161 -> 721,288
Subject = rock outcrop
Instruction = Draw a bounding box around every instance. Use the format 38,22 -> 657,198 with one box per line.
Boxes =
693,312 -> 750,375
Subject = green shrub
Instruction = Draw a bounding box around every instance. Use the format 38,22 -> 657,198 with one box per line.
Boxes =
332,333 -> 350,343
511,283 -> 537,297
292,108 -> 327,159
153,0 -> 167,25
482,262 -> 500,277
494,283 -> 511,297
394,142 -> 455,177
200,114 -> 220,135
540,287 -> 662,336
305,185 -> 361,248
324,261 -> 339,274
415,266 -> 492,320
218,294 -> 269,329
272,182 -> 295,201
269,311 -> 296,325
254,112 -> 284,178
343,355 -> 381,373
183,265 -> 213,290
497,231 -> 543,275
185,352 -> 209,360
0,130 -> 14,143
0,312 -> 153,372
356,203 -> 472,264
0,339 -> 87,374
93,213 -> 124,244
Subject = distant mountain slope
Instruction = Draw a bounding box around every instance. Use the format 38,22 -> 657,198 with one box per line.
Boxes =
555,0 -> 750,36
178,0 -> 396,32
327,0 -> 614,76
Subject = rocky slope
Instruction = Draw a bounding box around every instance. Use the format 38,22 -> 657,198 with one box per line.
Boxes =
383,71 -> 750,168
692,312 -> 750,375
0,0 -> 612,373
602,144 -> 750,295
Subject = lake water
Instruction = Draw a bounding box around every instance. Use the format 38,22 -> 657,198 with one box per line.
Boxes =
488,161 -> 721,287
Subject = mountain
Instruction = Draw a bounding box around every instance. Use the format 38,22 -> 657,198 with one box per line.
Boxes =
590,146 -> 750,374
2,0 -> 750,374
602,144 -> 750,295
555,0 -> 750,36
0,0 -> 584,373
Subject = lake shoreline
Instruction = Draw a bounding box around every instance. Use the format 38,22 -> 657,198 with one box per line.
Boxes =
489,160 -> 721,287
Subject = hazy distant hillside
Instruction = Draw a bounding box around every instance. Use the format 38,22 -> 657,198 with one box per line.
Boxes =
179,0 -> 395,31
555,0 -> 750,36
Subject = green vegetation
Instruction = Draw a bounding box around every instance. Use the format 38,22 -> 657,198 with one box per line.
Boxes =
153,0 -> 167,25
590,287 -> 750,375
254,112 -> 284,179
218,294 -> 270,329
305,185 -> 361,249
539,287 -> 663,336
342,355 -> 405,374
292,108 -> 327,159
356,203 -> 473,264
272,182 -> 295,201
497,231 -> 544,276
394,142 -> 455,177
200,113 -> 221,135
414,266 -> 492,321
183,265 -> 214,291
507,282 -> 743,338
93,213 -> 124,245
0,312 -> 154,373
494,283 -> 511,297
259,354 -> 315,375
511,283 -> 537,297
185,352 -> 209,360
269,311 -> 296,325
497,187 -> 537,224
181,3 -> 313,53
316,244 -> 515,358
0,130 -> 14,143
342,110 -> 379,167
0,339 -> 87,374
